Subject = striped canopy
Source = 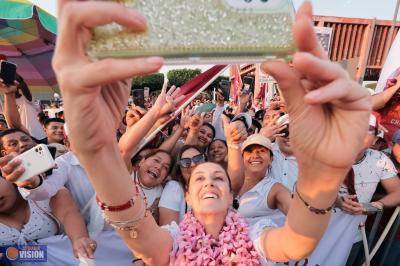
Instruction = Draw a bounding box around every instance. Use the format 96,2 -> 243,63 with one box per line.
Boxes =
0,0 -> 57,100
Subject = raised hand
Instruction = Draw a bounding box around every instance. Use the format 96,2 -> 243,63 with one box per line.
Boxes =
222,115 -> 247,144
152,81 -> 184,118
0,79 -> 18,95
260,114 -> 286,140
52,1 -> 164,153
126,106 -> 147,128
262,3 -> 371,173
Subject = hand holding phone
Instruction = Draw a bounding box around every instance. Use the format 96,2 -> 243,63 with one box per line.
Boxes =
362,203 -> 382,215
132,89 -> 145,108
10,144 -> 55,183
0,60 -> 17,86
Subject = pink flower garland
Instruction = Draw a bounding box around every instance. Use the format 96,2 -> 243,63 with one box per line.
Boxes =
173,209 -> 261,266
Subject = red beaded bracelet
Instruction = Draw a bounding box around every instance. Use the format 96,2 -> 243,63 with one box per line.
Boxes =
96,196 -> 136,211
96,181 -> 142,212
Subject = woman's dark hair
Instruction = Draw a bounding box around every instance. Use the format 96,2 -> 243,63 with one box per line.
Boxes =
15,74 -> 32,102
252,119 -> 262,132
187,162 -> 232,192
208,139 -> 227,151
201,122 -> 216,140
172,145 -> 205,190
142,149 -> 174,173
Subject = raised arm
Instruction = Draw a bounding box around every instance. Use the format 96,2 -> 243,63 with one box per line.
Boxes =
0,80 -> 29,133
372,76 -> 400,110
222,115 -> 247,195
118,84 -> 182,171
159,107 -> 191,152
52,1 -> 173,265
258,3 -> 371,262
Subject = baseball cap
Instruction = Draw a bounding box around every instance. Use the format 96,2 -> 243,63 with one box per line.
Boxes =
241,134 -> 273,153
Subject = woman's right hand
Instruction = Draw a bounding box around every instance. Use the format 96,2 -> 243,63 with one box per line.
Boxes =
52,1 -> 164,153
0,79 -> 18,95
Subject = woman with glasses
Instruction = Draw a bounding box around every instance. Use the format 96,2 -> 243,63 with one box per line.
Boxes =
158,145 -> 206,225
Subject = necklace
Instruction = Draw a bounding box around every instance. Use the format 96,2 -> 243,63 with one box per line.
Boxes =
174,209 -> 260,266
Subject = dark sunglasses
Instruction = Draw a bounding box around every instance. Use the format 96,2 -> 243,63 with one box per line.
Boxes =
178,154 -> 205,168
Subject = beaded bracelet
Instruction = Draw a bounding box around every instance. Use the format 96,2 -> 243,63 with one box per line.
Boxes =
96,181 -> 141,212
102,194 -> 149,239
292,185 -> 335,215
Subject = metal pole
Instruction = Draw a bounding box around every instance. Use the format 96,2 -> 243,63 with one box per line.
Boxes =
382,0 -> 400,62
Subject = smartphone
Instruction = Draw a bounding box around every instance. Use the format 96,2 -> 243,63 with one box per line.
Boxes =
11,144 -> 56,183
88,0 -> 295,64
219,80 -> 231,101
277,113 -> 289,137
242,76 -> 254,94
0,60 -> 17,86
132,89 -> 145,108
362,203 -> 381,215
195,103 -> 216,114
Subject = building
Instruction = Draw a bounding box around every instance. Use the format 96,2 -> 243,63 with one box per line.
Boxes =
230,15 -> 400,101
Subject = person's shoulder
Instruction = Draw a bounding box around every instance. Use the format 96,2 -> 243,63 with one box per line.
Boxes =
163,180 -> 184,194
367,148 -> 391,162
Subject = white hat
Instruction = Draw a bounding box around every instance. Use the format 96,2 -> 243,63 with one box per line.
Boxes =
241,134 -> 273,153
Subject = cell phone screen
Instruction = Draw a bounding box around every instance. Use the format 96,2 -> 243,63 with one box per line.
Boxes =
0,61 -> 17,86
132,89 -> 145,108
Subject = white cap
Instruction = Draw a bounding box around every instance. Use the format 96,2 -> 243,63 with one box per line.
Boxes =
241,134 -> 273,153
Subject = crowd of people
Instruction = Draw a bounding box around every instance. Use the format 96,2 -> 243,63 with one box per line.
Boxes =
0,1 -> 399,266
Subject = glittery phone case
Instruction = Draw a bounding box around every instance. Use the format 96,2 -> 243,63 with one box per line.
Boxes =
88,0 -> 296,64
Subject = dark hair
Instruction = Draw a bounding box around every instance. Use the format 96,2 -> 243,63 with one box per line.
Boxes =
208,139 -> 227,150
0,128 -> 33,151
187,162 -> 232,192
201,123 -> 216,140
172,145 -> 205,190
255,109 -> 266,121
142,149 -> 173,174
252,119 -> 262,132
44,118 -> 65,127
15,74 -> 32,102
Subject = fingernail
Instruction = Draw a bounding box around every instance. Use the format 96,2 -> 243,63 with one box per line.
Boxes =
145,57 -> 163,65
306,90 -> 321,100
128,9 -> 147,27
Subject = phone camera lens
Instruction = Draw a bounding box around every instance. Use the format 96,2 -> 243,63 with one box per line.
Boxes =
39,147 -> 42,151
260,0 -> 268,2
35,148 -> 38,152
244,0 -> 252,2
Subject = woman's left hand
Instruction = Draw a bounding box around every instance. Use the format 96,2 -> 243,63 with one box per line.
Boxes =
72,237 -> 97,259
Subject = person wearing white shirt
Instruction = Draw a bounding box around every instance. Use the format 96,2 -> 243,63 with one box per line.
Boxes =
236,134 -> 291,227
270,137 -> 298,192
211,88 -> 226,140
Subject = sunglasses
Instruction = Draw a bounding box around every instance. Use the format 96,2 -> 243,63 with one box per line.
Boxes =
178,154 -> 205,168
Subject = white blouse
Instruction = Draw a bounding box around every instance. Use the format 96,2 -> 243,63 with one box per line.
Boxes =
0,200 -> 59,246
158,180 -> 187,222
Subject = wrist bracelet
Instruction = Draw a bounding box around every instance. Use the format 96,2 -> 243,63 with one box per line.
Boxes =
96,181 -> 141,212
227,143 -> 241,150
292,185 -> 335,215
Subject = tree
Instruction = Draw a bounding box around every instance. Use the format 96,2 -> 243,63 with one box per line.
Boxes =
167,68 -> 201,87
131,73 -> 164,92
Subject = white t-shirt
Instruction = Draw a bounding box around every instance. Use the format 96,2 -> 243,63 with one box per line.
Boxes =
270,143 -> 298,192
237,175 -> 284,226
162,217 -> 276,266
159,180 -> 187,222
339,149 -> 398,203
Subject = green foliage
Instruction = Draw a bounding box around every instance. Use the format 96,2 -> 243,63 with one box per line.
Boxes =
132,73 -> 164,91
167,68 -> 201,87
